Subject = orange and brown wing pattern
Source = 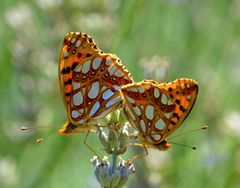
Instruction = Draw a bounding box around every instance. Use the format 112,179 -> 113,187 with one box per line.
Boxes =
59,32 -> 100,111
69,53 -> 133,125
158,78 -> 198,137
58,32 -> 133,134
121,78 -> 198,150
121,81 -> 175,144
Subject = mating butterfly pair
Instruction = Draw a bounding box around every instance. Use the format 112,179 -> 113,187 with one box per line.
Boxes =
58,32 -> 198,150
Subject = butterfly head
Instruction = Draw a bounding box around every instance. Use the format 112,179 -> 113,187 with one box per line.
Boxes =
155,140 -> 172,151
58,121 -> 80,134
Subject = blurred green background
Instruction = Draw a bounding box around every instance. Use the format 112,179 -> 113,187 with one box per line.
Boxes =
1,0 -> 240,188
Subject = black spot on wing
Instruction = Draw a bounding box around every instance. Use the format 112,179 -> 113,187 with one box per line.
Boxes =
71,62 -> 78,70
64,78 -> 72,85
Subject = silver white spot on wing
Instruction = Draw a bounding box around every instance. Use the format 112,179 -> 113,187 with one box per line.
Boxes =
109,65 -> 119,76
145,84 -> 151,90
167,99 -> 174,105
89,101 -> 100,117
105,96 -> 121,108
155,118 -> 166,131
106,58 -> 112,66
102,89 -> 115,100
127,87 -> 138,92
92,57 -> 102,70
145,105 -> 154,120
94,107 -> 112,119
161,93 -> 168,105
75,40 -> 81,48
75,65 -> 82,72
71,110 -> 81,118
73,91 -> 83,106
140,119 -> 146,133
88,82 -> 99,99
82,60 -> 91,74
151,132 -> 161,141
71,37 -> 76,43
164,112 -> 172,119
154,88 -> 160,98
73,82 -> 81,90
113,85 -> 120,91
71,108 -> 84,120
137,86 -> 145,93
125,96 -> 135,104
133,106 -> 141,116
79,108 -> 84,114
114,69 -> 125,77
64,52 -> 69,58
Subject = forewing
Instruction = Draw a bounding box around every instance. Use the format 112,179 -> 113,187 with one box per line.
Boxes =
158,78 -> 198,136
59,32 -> 100,112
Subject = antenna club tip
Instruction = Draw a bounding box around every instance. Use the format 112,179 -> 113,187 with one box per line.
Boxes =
202,125 -> 208,129
36,138 -> 43,143
21,127 -> 27,131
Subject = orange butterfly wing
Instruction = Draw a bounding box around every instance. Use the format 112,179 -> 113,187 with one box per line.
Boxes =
158,78 -> 198,136
59,32 -> 133,134
121,78 -> 198,150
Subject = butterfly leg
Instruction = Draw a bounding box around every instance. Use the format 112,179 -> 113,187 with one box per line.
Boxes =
84,130 -> 101,159
129,143 -> 149,162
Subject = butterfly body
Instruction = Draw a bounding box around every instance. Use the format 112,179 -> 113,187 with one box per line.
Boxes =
59,32 -> 133,134
121,78 -> 198,150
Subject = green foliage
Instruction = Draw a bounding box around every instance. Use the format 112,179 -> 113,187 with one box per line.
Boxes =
0,0 -> 240,187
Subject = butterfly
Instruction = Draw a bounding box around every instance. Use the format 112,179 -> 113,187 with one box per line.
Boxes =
58,32 -> 133,134
121,78 -> 198,150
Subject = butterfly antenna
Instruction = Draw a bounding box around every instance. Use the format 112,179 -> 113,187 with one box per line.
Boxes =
35,129 -> 59,143
21,125 -> 61,143
168,141 -> 197,150
21,125 -> 60,131
167,125 -> 208,141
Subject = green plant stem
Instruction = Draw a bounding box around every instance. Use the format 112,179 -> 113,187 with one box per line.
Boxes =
110,152 -> 118,177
